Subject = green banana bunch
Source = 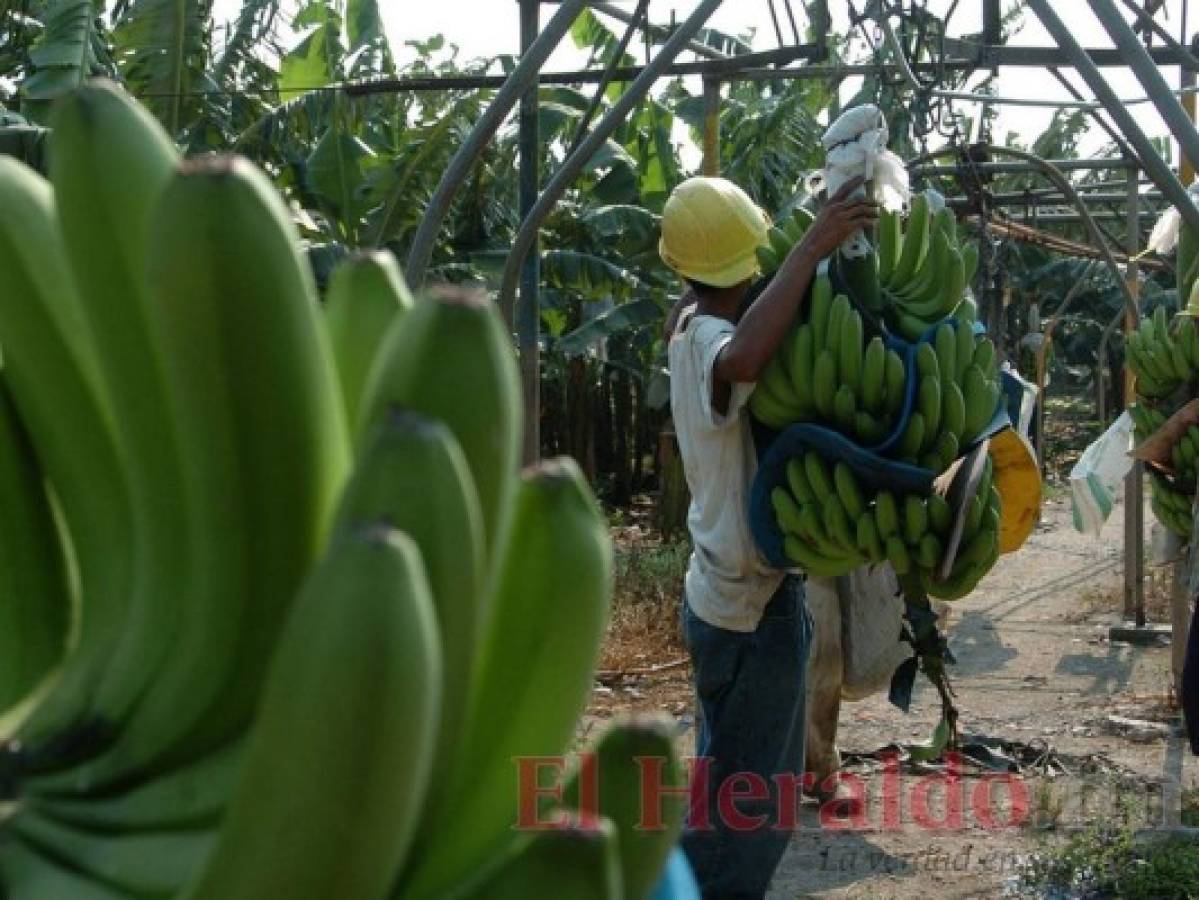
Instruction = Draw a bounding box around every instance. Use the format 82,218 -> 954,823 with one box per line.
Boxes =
28,153 -> 351,796
892,321 -> 999,471
0,83 -> 680,899
749,275 -> 905,443
1150,471 -> 1194,538
1127,303 -> 1199,539
774,450 -> 1001,599
878,196 -> 980,341
755,206 -> 815,275
1126,306 -> 1192,400
1127,401 -> 1168,442
926,462 -> 1003,601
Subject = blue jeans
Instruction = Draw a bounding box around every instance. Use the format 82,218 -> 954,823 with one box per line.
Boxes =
680,576 -> 812,900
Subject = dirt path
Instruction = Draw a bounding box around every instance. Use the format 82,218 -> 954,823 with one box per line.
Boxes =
587,491 -> 1199,898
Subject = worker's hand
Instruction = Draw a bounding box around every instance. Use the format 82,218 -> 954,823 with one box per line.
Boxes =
796,176 -> 879,262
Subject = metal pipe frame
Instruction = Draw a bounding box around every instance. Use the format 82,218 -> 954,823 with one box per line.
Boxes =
345,44 -> 818,98
402,0 -> 588,288
1115,0 -> 1199,71
1123,170 -> 1145,625
1027,0 -> 1199,236
591,1 -> 729,61
1091,0 -> 1199,194
499,0 -> 726,463
913,159 -> 1141,177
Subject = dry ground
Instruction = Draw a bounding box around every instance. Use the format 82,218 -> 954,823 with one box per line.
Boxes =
587,479 -> 1199,898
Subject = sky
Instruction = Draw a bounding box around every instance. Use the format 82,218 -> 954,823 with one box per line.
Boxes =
216,1 -> 1195,167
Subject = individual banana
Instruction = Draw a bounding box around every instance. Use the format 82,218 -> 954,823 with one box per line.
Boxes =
323,250 -> 414,432
784,533 -> 859,577
809,274 -> 833,347
400,459 -> 611,900
561,718 -> 685,900
0,157 -> 134,764
813,350 -> 837,419
833,384 -> 857,433
772,486 -> 806,536
332,410 -> 485,827
875,491 -> 900,538
184,527 -> 442,900
860,337 -> 886,414
883,348 -> 907,418
48,78 -> 193,763
786,457 -> 815,505
855,512 -> 885,563
917,374 -> 942,443
961,364 -> 999,446
804,452 -> 834,501
877,207 -> 901,283
359,287 -> 522,570
0,376 -> 71,718
788,324 -> 816,412
890,192 -> 929,287
839,308 -> 864,392
834,462 -> 866,520
903,494 -> 929,546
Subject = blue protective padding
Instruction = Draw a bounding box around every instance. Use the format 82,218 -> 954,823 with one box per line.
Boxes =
749,423 -> 937,570
748,371 -> 1015,569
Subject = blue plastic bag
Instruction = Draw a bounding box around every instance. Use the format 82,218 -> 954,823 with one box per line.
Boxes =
649,847 -> 701,900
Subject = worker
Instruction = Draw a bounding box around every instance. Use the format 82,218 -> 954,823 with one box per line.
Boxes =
660,174 -> 877,898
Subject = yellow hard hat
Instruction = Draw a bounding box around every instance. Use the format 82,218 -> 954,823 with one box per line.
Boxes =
659,176 -> 770,288
989,427 -> 1042,554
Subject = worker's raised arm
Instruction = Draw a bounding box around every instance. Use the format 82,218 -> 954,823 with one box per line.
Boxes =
715,178 -> 878,385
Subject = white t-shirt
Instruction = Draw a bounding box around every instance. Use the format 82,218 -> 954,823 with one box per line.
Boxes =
669,310 -> 785,632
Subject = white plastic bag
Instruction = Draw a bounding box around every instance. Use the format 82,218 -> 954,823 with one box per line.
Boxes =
1070,411 -> 1135,537
1147,182 -> 1199,255
839,565 -> 912,701
820,104 -> 909,259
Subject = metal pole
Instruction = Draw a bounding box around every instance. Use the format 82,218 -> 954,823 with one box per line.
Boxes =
518,0 -> 541,465
403,0 -> 586,288
1124,169 -> 1145,624
591,1 -> 729,60
1094,0 -> 1199,155
1184,42 -> 1197,185
499,0 -> 725,334
913,158 -> 1141,176
1030,0 -> 1199,235
1175,30 -> 1195,706
701,76 -> 721,177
